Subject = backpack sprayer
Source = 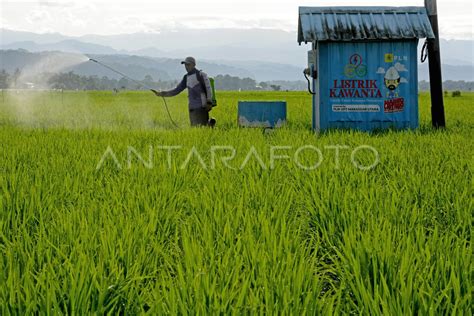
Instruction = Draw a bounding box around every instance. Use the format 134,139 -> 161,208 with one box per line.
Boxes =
208,77 -> 217,107
88,58 -> 178,127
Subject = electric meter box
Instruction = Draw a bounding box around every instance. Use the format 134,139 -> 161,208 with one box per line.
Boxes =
298,6 -> 435,131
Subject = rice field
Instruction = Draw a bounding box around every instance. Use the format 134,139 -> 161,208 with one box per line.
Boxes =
0,90 -> 472,314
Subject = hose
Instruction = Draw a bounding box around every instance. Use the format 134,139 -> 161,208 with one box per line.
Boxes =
304,72 -> 316,95
160,95 -> 179,128
421,40 -> 429,63
89,58 -> 178,128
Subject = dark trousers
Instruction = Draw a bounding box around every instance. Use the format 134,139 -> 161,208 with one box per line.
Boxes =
189,108 -> 209,126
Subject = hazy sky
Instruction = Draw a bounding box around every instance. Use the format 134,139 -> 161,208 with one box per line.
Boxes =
1,0 -> 473,39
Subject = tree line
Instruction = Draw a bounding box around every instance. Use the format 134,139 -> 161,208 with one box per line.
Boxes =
1,69 -> 472,92
0,69 -> 178,91
0,69 -> 307,91
418,80 -> 474,92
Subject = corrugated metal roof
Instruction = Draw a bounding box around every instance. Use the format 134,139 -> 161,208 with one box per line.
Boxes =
298,6 -> 435,44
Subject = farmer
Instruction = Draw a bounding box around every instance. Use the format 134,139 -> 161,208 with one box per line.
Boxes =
152,57 -> 216,127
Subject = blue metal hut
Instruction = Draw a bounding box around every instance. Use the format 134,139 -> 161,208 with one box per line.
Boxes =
298,6 -> 435,131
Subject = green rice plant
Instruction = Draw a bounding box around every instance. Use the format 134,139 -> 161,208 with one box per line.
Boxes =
0,90 -> 472,314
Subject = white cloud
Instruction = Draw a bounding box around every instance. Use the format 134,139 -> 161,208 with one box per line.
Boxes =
394,63 -> 408,72
38,1 -> 75,8
2,0 -> 473,38
377,67 -> 386,74
26,9 -> 52,24
400,77 -> 408,83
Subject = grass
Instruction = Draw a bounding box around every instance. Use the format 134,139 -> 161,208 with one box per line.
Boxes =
0,90 -> 472,314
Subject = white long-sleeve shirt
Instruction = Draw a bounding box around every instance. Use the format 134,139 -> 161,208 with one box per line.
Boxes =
161,69 -> 212,110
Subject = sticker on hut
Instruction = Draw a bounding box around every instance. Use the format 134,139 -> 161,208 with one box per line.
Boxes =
344,54 -> 368,78
377,62 -> 409,113
330,54 -> 382,99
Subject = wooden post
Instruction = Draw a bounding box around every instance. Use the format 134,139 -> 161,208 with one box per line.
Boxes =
425,0 -> 446,128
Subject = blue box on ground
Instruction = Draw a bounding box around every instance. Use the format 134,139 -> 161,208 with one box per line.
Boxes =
238,101 -> 287,128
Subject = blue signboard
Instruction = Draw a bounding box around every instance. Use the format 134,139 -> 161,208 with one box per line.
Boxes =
315,40 -> 419,131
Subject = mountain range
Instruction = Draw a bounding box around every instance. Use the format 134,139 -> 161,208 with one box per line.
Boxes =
1,28 -> 473,82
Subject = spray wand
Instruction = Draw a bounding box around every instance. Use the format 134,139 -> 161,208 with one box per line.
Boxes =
88,58 -> 178,127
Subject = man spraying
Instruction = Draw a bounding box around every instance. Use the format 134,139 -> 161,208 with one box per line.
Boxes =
152,57 -> 216,127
